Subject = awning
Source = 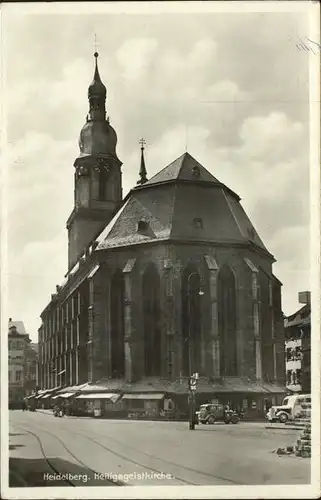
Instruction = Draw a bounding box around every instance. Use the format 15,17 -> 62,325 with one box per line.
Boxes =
41,394 -> 52,399
57,370 -> 66,376
52,392 -> 74,399
59,392 -> 74,399
76,393 -> 119,401
122,393 -> 165,400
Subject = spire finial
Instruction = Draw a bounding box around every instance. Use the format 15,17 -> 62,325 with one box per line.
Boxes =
93,33 -> 99,56
137,138 -> 148,185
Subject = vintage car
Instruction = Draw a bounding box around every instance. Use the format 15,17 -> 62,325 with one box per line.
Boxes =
196,403 -> 240,425
266,394 -> 311,424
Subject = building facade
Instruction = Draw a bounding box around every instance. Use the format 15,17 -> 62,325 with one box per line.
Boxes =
8,320 -> 37,406
285,291 -> 311,394
37,53 -> 285,418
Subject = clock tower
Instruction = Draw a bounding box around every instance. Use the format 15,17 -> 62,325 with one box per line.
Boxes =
66,52 -> 122,269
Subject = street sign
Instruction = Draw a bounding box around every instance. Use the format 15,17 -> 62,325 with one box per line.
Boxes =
189,378 -> 197,386
190,385 -> 196,391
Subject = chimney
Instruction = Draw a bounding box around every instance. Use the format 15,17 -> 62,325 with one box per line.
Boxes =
298,291 -> 311,305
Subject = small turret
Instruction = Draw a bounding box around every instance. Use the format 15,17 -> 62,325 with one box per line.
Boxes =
137,138 -> 148,185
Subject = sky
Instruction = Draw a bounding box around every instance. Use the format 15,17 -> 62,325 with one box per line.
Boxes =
2,3 -> 314,342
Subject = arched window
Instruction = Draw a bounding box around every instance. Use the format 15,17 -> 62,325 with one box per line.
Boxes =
259,270 -> 274,382
99,168 -> 108,201
142,264 -> 161,376
218,264 -> 237,376
110,270 -> 125,378
181,264 -> 202,376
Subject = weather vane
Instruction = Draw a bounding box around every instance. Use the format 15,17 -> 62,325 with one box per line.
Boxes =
93,33 -> 99,55
139,138 -> 146,150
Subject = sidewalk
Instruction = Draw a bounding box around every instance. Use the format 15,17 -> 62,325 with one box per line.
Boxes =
265,423 -> 302,431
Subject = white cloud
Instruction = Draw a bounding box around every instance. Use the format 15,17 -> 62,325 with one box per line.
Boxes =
4,12 -> 311,340
116,38 -> 158,80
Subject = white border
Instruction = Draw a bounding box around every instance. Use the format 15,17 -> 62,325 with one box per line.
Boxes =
1,1 -> 320,499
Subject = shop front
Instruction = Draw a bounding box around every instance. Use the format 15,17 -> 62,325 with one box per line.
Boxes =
122,393 -> 165,419
75,393 -> 123,418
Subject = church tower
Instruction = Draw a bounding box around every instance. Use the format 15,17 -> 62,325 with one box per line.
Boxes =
66,52 -> 122,269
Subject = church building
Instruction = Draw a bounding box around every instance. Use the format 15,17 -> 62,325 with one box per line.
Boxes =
37,53 -> 285,419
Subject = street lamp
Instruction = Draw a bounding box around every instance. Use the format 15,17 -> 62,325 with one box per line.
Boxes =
187,272 -> 204,430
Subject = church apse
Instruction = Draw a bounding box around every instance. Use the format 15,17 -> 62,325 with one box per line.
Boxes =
110,269 -> 125,378
142,263 -> 161,377
218,264 -> 237,376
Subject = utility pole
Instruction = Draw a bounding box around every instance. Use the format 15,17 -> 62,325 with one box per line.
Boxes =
187,272 -> 204,430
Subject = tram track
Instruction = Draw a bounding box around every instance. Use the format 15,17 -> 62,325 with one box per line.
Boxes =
11,422 -> 123,487
69,423 -> 245,485
13,419 -> 196,485
22,415 -> 243,485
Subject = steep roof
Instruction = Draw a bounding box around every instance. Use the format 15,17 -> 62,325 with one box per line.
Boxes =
96,152 -> 271,256
144,152 -> 220,185
8,320 -> 27,335
285,303 -> 311,328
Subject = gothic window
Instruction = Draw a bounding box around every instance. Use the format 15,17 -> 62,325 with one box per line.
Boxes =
181,264 -> 202,376
259,269 -> 274,382
218,264 -> 237,376
142,264 -> 161,376
110,270 -> 125,378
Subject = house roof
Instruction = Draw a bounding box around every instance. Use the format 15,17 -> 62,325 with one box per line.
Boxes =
8,320 -> 27,335
285,303 -> 311,328
96,152 -> 271,256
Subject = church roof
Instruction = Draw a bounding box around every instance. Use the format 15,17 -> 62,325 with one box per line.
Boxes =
144,152 -> 220,186
96,152 -> 271,256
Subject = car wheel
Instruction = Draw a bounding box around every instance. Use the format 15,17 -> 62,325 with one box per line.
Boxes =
207,416 -> 215,424
279,413 -> 288,424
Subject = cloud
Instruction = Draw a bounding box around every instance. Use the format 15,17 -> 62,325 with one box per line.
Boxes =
116,38 -> 158,80
4,11 -> 310,340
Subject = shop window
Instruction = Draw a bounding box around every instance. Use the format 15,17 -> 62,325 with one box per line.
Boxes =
296,369 -> 302,385
286,348 -> 292,361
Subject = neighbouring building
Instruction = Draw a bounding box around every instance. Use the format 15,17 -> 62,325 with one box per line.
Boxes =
8,320 -> 37,406
284,291 -> 311,394
37,52 -> 285,419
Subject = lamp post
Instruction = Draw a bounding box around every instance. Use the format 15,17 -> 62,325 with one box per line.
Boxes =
187,272 -> 204,430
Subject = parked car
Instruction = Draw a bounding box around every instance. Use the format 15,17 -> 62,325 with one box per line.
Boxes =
266,394 -> 311,424
196,403 -> 240,425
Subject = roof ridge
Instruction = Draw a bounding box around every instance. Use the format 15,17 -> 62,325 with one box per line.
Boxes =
146,152 -> 187,184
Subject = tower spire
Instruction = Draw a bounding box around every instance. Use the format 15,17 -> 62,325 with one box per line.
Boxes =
137,138 -> 148,185
87,51 -> 106,121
